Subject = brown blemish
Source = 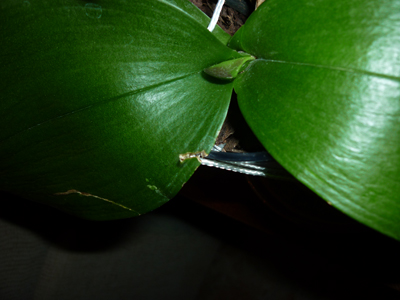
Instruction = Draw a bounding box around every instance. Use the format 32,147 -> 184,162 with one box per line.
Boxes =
256,0 -> 265,9
179,150 -> 207,163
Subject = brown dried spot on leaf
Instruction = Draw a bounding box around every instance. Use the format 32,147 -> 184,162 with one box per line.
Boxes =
179,150 -> 208,162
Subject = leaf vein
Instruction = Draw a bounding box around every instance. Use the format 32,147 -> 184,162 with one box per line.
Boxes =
0,71 -> 201,144
258,59 -> 400,82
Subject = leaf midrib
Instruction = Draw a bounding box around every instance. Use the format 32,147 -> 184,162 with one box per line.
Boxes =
258,58 -> 400,82
0,70 -> 202,145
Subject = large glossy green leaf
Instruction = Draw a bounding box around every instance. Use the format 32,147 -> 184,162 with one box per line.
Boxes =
0,0 -> 240,219
232,0 -> 400,239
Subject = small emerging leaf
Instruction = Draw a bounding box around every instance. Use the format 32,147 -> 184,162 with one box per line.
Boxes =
204,55 -> 255,80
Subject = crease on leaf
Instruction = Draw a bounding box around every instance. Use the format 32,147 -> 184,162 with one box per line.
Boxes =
54,189 -> 139,214
147,184 -> 168,200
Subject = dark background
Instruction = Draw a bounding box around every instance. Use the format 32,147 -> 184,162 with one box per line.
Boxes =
1,166 -> 400,300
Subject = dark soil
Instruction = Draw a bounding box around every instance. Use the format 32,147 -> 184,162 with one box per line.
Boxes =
191,0 -> 247,35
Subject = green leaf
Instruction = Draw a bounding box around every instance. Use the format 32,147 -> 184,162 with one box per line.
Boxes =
233,0 -> 400,239
0,0 -> 240,219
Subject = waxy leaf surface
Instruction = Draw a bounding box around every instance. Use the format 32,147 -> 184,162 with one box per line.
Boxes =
233,0 -> 400,239
0,0 -> 240,219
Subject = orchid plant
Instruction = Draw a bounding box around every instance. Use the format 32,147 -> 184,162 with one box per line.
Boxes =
1,0 -> 399,240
